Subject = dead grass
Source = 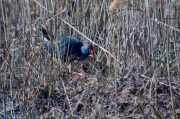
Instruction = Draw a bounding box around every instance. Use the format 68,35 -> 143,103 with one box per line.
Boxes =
0,0 -> 180,118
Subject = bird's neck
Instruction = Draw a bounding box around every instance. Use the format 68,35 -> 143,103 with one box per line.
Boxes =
80,45 -> 89,60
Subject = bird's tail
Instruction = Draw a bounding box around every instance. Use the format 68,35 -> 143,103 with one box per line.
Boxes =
41,25 -> 54,41
41,25 -> 54,55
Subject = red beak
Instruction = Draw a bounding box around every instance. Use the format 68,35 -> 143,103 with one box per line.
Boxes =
89,50 -> 94,56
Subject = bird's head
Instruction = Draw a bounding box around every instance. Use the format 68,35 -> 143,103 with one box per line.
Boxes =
88,44 -> 94,56
80,44 -> 94,59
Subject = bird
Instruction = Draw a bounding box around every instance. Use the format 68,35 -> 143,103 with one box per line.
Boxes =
41,25 -> 94,77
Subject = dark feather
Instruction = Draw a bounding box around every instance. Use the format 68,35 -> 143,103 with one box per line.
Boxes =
42,33 -> 93,62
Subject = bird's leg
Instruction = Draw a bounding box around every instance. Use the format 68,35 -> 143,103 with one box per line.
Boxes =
71,71 -> 85,77
68,64 -> 85,78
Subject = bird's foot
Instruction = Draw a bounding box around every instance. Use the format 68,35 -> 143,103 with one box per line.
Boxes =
71,71 -> 86,79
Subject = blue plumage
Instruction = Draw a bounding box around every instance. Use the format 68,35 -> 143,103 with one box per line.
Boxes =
43,36 -> 93,62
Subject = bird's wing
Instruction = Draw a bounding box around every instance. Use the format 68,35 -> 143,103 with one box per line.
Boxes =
69,41 -> 83,59
58,36 -> 84,61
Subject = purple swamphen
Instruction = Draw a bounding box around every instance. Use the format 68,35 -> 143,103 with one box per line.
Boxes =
41,25 -> 94,77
